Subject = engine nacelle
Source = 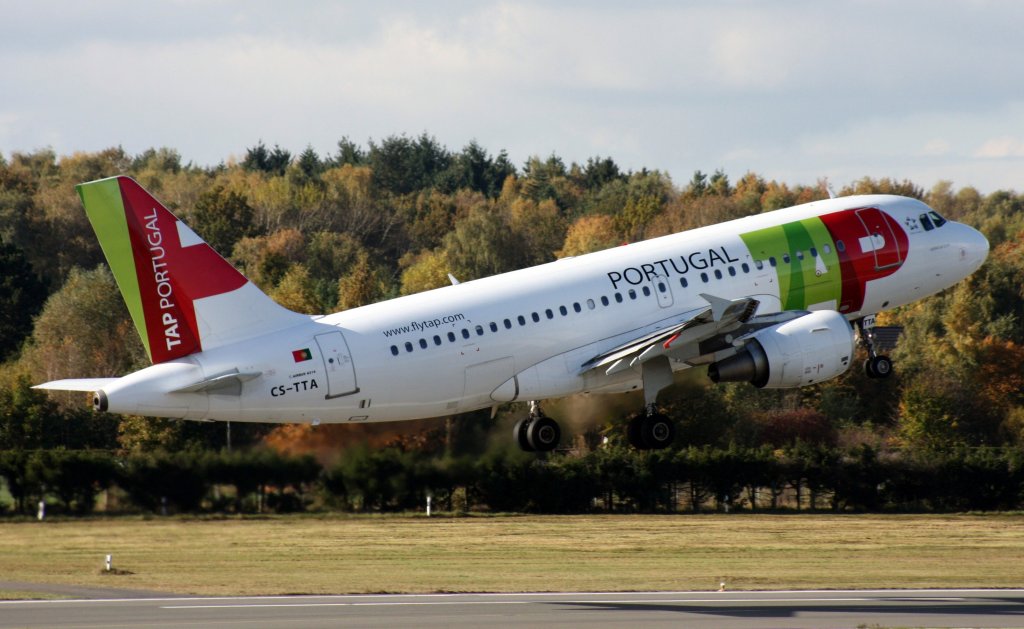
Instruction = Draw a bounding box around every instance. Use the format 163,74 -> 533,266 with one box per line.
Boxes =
707,310 -> 855,388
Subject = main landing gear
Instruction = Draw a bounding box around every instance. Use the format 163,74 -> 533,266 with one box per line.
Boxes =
856,317 -> 893,379
626,405 -> 676,450
513,401 -> 561,452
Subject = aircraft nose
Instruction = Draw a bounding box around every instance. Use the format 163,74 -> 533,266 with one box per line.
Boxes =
960,224 -> 989,272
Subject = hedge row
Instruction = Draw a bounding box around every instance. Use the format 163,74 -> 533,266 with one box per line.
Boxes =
2,445 -> 1023,515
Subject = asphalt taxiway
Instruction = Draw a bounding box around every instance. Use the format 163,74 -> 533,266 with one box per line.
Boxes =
3,589 -> 1024,628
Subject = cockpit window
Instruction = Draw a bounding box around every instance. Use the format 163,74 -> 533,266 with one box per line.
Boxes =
929,211 -> 947,228
919,213 -> 935,231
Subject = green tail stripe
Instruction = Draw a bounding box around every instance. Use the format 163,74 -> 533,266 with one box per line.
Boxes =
76,178 -> 152,361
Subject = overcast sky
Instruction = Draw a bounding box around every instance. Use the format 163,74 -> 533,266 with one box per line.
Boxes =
2,1 -> 1022,192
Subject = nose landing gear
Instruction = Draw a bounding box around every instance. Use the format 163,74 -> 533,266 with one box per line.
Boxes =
857,317 -> 893,379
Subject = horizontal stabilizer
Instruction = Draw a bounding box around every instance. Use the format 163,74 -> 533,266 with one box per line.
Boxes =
169,369 -> 262,395
33,378 -> 118,392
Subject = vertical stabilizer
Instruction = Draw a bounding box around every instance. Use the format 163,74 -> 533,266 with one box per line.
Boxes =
77,176 -> 309,364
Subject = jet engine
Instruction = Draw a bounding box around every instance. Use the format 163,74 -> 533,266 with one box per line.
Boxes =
707,310 -> 854,388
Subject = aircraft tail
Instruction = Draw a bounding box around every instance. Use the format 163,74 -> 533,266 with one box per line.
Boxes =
77,176 -> 309,364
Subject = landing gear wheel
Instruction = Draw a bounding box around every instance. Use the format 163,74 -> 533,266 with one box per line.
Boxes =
627,416 -> 648,450
856,318 -> 895,380
640,413 -> 676,450
526,415 -> 561,452
513,417 -> 535,452
864,355 -> 893,379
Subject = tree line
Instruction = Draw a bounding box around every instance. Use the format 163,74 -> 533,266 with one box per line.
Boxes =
0,136 -> 1023,509
2,445 -> 1023,516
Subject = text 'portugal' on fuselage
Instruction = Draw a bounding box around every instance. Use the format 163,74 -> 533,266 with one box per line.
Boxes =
36,176 -> 989,452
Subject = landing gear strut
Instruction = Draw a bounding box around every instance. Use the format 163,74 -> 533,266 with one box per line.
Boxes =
856,317 -> 893,379
626,405 -> 676,450
513,401 -> 561,452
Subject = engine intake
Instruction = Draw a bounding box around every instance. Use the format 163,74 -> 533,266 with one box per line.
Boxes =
708,310 -> 855,388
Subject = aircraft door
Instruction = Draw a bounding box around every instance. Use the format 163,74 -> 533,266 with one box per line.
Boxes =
855,208 -> 903,270
652,275 -> 674,308
315,331 -> 359,399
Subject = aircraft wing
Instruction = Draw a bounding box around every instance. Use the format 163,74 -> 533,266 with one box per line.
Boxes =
580,294 -> 760,376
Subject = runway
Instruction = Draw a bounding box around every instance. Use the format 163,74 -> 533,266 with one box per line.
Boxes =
3,589 -> 1024,628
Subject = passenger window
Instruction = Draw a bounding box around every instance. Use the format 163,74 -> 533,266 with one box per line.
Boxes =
518,315 -> 526,326
532,312 -> 540,322
657,282 -> 666,292
642,286 -> 651,297
587,299 -> 596,309
559,305 -> 567,316
601,296 -> 609,306
489,322 -> 498,332
769,257 -> 777,267
614,293 -> 623,303
796,250 -> 804,261
573,302 -> 582,313
728,266 -> 736,276
405,342 -> 414,353
929,211 -> 946,227
628,289 -> 637,300
919,213 -> 935,231
476,325 -> 484,336
714,269 -> 723,280
680,277 -> 688,288
782,253 -> 791,264
810,247 -> 818,258
434,335 -> 442,346
419,338 -> 428,349
448,332 -> 456,342
461,329 -> 471,339
504,319 -> 512,329
390,345 -> 399,356
823,244 -> 832,255
836,240 -> 846,252
545,309 -> 553,319
741,262 -> 750,273
700,272 -> 709,283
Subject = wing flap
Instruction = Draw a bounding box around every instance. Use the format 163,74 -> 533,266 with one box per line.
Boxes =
580,295 -> 760,375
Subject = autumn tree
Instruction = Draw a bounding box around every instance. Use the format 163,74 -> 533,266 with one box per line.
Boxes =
23,266 -> 146,385
558,214 -> 620,257
270,264 -> 321,314
337,251 -> 389,310
443,201 -> 525,280
400,249 -> 451,295
190,185 -> 258,256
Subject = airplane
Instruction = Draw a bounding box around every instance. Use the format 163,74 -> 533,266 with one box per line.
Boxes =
36,176 -> 989,452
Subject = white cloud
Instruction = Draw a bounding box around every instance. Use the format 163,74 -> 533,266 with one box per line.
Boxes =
919,139 -> 951,157
973,136 -> 1024,159
1,1 -> 1022,192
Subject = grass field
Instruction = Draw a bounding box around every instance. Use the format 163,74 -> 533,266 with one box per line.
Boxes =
0,514 -> 1022,596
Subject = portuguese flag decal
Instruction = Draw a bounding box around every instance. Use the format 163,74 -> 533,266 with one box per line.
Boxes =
292,348 -> 313,362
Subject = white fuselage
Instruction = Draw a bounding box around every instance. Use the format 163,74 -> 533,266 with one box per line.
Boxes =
99,195 -> 988,424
